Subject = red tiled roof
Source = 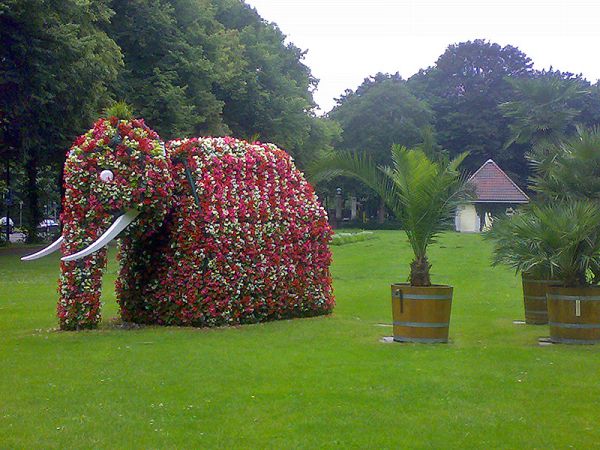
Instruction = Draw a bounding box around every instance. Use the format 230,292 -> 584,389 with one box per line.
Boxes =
468,159 -> 529,203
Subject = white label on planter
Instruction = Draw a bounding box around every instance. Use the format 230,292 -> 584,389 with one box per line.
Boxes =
576,299 -> 581,317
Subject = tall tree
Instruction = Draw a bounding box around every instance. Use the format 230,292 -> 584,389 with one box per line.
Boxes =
0,0 -> 122,239
213,0 -> 322,167
107,0 -> 232,138
407,40 -> 533,182
330,73 -> 434,164
327,73 -> 434,221
107,0 -> 331,167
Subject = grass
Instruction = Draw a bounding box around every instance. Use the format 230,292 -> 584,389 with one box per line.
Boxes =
1,231 -> 600,448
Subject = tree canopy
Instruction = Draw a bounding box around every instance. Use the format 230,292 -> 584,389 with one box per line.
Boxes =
500,71 -> 589,149
407,40 -> 534,182
1,0 -> 122,238
330,73 -> 434,165
1,0 -> 333,237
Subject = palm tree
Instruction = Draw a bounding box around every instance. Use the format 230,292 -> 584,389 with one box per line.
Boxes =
528,126 -> 600,202
486,201 -> 600,287
499,75 -> 587,149
310,145 -> 469,286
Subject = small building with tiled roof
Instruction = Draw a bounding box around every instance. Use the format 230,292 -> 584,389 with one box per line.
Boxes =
455,159 -> 529,232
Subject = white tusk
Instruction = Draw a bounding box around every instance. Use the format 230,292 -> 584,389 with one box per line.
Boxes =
61,209 -> 140,262
21,236 -> 65,261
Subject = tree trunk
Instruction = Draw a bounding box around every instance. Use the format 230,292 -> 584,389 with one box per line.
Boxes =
377,197 -> 385,224
410,256 -> 432,286
25,155 -> 41,243
4,158 -> 10,243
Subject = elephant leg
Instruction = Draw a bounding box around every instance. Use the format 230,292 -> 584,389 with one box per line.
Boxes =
116,201 -> 212,326
116,218 -> 174,324
58,249 -> 107,330
116,237 -> 149,323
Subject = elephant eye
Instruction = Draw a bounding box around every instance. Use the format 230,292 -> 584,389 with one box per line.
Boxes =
100,170 -> 114,183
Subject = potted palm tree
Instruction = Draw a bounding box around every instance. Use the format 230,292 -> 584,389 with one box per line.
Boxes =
485,210 -> 560,324
488,201 -> 600,343
311,145 -> 469,343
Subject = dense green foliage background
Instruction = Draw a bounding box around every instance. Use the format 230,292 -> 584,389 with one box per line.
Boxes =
3,2 -> 600,236
0,0 -> 335,238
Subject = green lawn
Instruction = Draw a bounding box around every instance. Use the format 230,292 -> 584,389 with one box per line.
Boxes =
2,231 -> 600,448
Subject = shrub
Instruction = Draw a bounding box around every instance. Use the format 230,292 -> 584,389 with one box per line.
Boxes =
330,231 -> 376,246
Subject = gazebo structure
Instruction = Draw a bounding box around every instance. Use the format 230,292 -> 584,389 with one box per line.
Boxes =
455,159 -> 529,233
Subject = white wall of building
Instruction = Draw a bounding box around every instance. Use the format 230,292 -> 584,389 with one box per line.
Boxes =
455,204 -> 480,232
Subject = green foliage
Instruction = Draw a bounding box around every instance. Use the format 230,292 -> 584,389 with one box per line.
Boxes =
414,125 -> 447,162
578,81 -> 600,128
311,146 -> 469,285
103,0 -> 331,167
529,126 -> 600,202
103,101 -> 133,120
214,0 -> 318,154
294,117 -> 342,167
489,127 -> 600,288
330,231 -> 376,246
0,0 -> 122,239
500,73 -> 588,148
330,73 -> 434,165
407,39 -> 533,183
107,0 -> 229,138
1,0 -> 122,152
486,202 -> 600,287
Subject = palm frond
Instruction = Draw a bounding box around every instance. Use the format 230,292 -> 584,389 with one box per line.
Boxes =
529,127 -> 600,202
500,76 -> 587,148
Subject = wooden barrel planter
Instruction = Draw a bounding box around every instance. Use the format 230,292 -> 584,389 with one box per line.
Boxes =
390,284 -> 453,343
521,275 -> 560,325
547,286 -> 600,344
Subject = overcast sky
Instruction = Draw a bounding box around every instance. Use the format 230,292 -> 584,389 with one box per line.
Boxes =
244,0 -> 600,113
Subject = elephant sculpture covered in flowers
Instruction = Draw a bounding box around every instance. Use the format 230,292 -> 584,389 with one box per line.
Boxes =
23,117 -> 334,330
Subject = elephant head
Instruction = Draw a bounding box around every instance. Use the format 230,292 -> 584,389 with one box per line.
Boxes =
22,117 -> 173,329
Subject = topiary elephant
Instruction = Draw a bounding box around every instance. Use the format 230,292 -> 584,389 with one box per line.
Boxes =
22,117 -> 334,330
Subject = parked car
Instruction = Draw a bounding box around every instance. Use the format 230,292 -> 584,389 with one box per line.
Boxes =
37,219 -> 59,232
0,217 -> 14,233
